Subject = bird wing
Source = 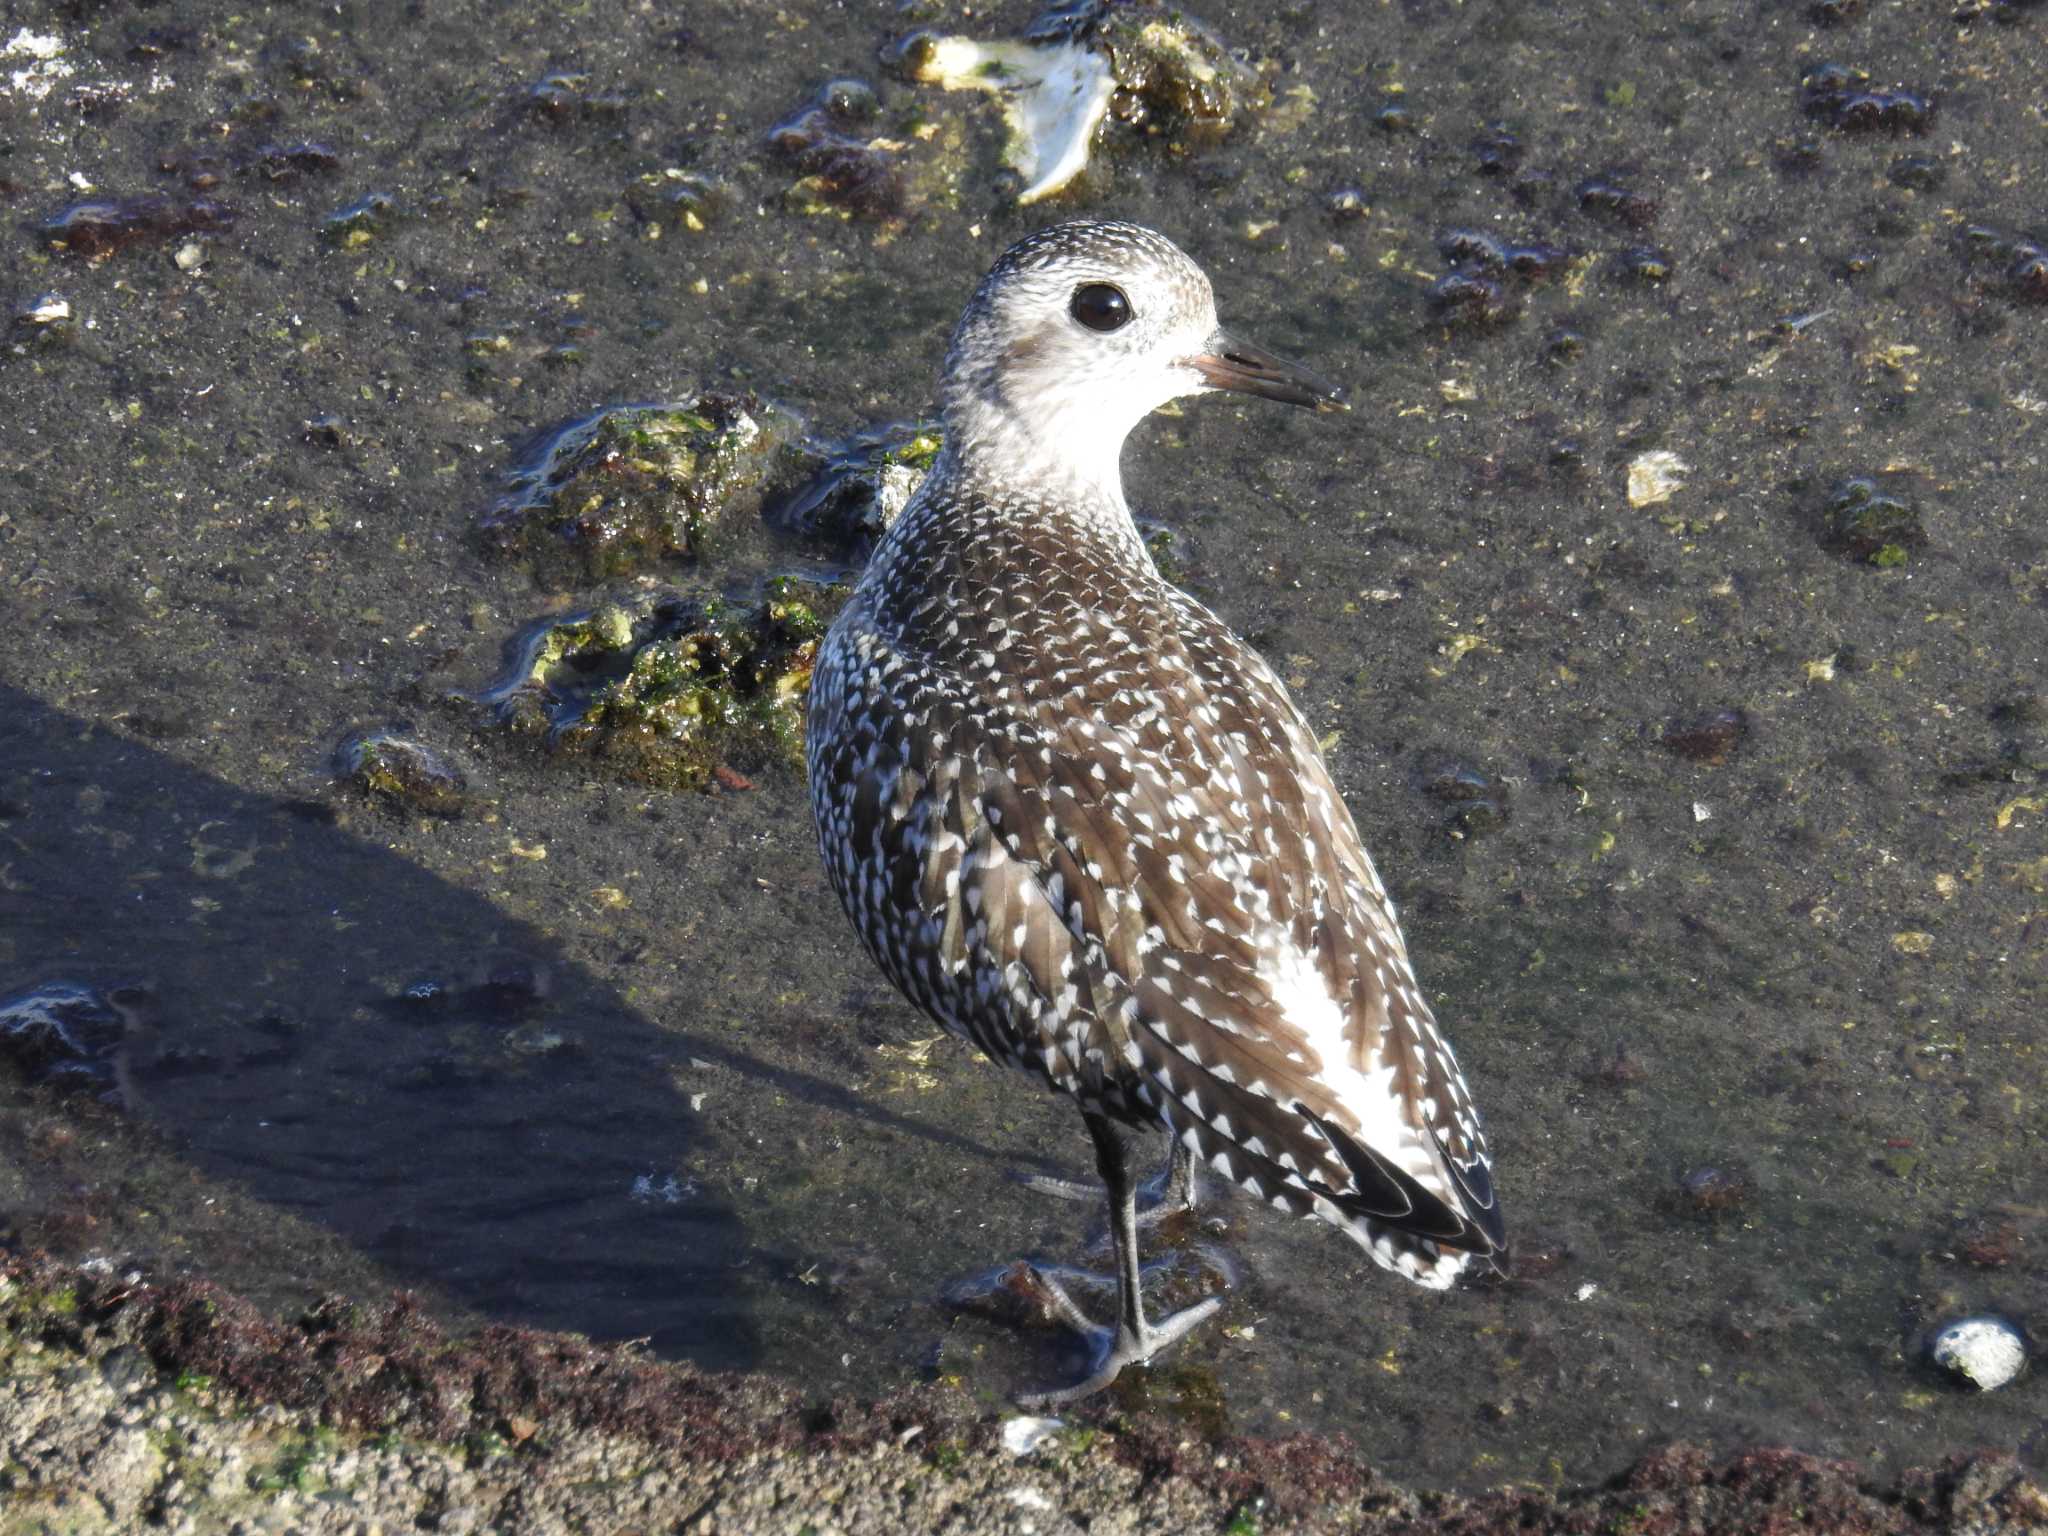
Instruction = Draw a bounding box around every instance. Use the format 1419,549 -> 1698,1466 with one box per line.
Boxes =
919,580 -> 1504,1270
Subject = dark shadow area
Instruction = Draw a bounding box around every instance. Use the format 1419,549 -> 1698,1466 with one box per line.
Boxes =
0,685 -> 761,1365
0,683 -> 1068,1375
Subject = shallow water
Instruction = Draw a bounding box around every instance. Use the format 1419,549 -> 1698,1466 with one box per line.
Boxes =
1,0 -> 2043,1493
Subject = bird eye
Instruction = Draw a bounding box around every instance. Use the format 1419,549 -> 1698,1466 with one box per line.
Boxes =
1070,283 -> 1132,333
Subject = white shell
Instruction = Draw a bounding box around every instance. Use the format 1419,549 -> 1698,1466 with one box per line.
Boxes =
1000,1414 -> 1065,1457
1927,1315 -> 2027,1392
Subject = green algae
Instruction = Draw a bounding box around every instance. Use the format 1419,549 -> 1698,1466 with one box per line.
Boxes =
476,397 -> 805,590
1082,3 -> 1266,138
477,580 -> 844,791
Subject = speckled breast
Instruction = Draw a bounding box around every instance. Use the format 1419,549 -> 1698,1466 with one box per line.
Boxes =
809,488 -> 1183,1106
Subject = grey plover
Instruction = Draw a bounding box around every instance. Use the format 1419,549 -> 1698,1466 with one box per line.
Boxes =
808,221 -> 1506,1403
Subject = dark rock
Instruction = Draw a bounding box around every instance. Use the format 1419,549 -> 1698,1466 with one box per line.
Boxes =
42,196 -> 233,260
302,413 -> 350,449
1436,228 -> 1506,268
1470,121 -> 1523,176
1502,241 -> 1568,281
2007,242 -> 2048,302
1820,476 -> 1925,565
474,581 -> 845,791
1801,62 -> 1933,133
766,421 -> 940,557
1427,270 -> 1516,327
475,395 -> 804,590
1412,755 -> 1510,838
1677,1165 -> 1752,1215
252,142 -> 342,182
1663,709 -> 1748,765
333,730 -> 470,817
1574,175 -> 1659,228
0,982 -> 151,1098
767,79 -> 905,220
1606,245 -> 1674,284
528,72 -> 587,119
469,956 -> 549,1019
1886,154 -> 1943,191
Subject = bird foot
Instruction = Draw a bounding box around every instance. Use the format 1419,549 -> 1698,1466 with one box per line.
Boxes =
1011,1266 -> 1222,1408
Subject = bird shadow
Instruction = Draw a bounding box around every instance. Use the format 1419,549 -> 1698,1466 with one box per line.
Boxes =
0,683 -> 1033,1372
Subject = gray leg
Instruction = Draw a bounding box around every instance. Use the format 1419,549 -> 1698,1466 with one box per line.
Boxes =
1016,1129 -> 1201,1224
1014,1114 -> 1222,1408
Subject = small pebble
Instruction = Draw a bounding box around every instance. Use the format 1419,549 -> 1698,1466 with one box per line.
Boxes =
1822,475 -> 1924,565
2008,243 -> 2048,303
334,730 -> 469,817
1927,1316 -> 2027,1392
1470,122 -> 1522,176
1324,185 -> 1367,220
1678,1165 -> 1751,1214
1426,269 -> 1515,327
1575,175 -> 1658,229
1540,327 -> 1586,366
1608,245 -> 1674,285
302,413 -> 350,449
1373,101 -> 1414,134
1886,154 -> 1943,192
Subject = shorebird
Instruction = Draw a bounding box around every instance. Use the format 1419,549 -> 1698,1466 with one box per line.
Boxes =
807,221 -> 1506,1403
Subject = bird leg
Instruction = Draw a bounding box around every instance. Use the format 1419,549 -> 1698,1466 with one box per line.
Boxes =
1014,1112 -> 1222,1407
1015,1129 -> 1200,1228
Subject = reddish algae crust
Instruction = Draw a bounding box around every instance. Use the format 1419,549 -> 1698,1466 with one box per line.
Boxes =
3,1252 -> 2043,1533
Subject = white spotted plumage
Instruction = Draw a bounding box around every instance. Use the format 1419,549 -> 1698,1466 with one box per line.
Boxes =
808,222 -> 1505,1309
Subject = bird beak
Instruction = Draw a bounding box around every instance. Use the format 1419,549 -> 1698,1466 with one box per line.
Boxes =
1187,329 -> 1349,413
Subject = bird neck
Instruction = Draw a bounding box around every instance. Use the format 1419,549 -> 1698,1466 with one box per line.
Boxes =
934,391 -> 1153,569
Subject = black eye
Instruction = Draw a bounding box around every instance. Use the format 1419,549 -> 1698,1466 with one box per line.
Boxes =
1070,283 -> 1131,333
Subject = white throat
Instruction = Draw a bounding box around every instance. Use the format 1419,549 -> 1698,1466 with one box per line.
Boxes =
939,384 -> 1158,566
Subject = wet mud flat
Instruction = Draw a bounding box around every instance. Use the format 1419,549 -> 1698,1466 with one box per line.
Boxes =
0,0 -> 2044,1517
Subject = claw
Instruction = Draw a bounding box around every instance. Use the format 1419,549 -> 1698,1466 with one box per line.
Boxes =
1014,1273 -> 1223,1408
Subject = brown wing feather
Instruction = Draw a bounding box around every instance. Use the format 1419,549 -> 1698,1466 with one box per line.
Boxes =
813,515 -> 1502,1261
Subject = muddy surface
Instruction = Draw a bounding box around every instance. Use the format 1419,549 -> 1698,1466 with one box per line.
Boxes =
1,0 -> 2043,1505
